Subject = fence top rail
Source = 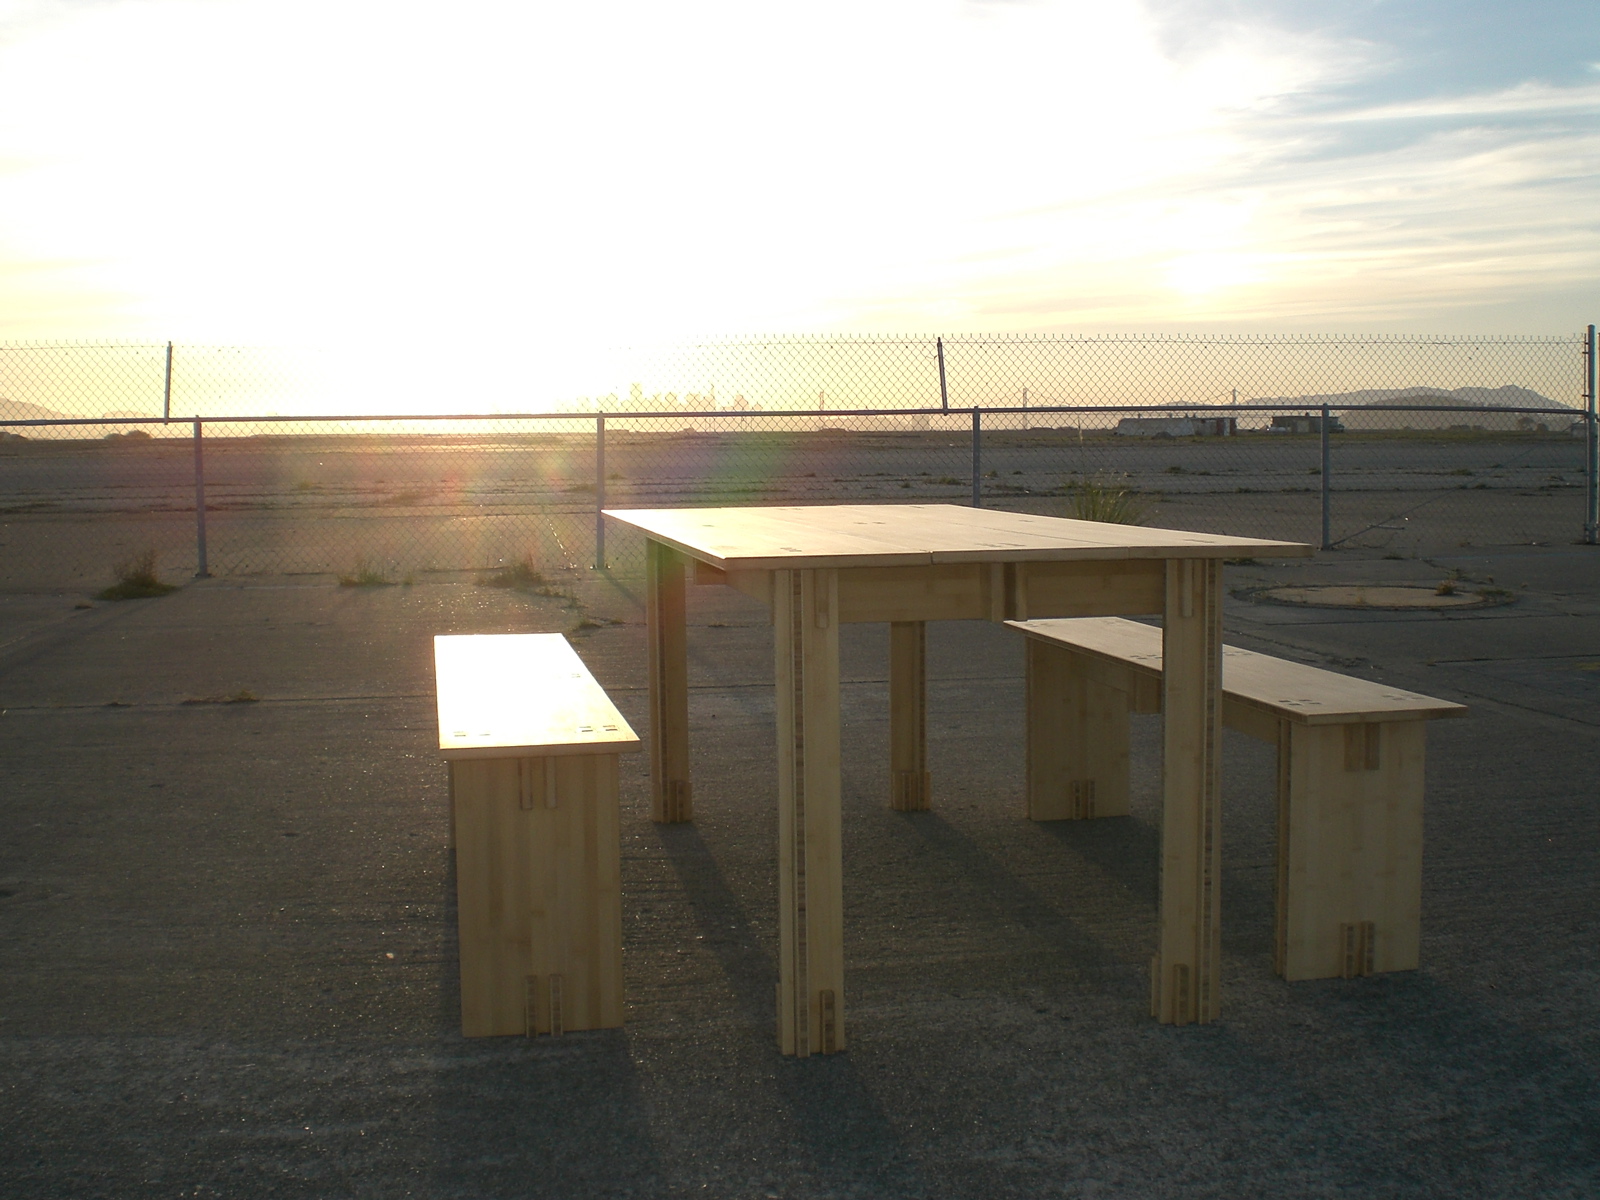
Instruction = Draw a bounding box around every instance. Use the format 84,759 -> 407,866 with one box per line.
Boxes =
2,402 -> 1589,430
1,331 -> 1588,350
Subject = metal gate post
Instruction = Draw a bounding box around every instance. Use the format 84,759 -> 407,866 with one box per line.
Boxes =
971,408 -> 982,508
1320,404 -> 1332,551
193,417 -> 210,578
1585,323 -> 1597,545
162,342 -> 172,423
595,414 -> 607,569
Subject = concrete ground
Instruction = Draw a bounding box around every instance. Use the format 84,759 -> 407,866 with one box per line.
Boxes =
1,544 -> 1597,1199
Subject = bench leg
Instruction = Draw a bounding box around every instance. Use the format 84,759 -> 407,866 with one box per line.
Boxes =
889,621 -> 931,811
453,754 -> 625,1037
447,761 -> 456,852
646,539 -> 693,823
1152,558 -> 1224,1025
1277,721 -> 1424,981
775,568 -> 846,1055
1024,639 -> 1131,820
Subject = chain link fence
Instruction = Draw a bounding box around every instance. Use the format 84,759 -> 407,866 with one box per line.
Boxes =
3,334 -> 1596,591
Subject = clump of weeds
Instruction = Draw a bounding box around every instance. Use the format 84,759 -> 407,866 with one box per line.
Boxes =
478,555 -> 579,601
1065,478 -> 1149,525
477,556 -> 548,589
338,558 -> 396,587
97,549 -> 177,601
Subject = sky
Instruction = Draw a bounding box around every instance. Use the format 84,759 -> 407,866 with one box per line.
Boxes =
0,0 -> 1596,352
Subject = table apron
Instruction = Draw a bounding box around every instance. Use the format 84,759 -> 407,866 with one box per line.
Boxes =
697,558 -> 1167,623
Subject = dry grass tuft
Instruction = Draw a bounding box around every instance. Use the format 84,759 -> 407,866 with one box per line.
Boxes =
1066,479 -> 1149,525
476,556 -> 547,589
97,549 -> 178,601
338,558 -> 396,587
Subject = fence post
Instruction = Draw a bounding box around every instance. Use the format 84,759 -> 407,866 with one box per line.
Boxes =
1320,404 -> 1332,550
193,417 -> 210,578
971,408 -> 982,508
594,414 -> 607,569
162,342 -> 172,423
937,337 -> 949,413
1586,323 -> 1597,545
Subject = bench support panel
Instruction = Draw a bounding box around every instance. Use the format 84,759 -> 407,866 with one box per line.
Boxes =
452,754 -> 624,1037
889,621 -> 931,811
647,540 -> 693,823
1024,639 -> 1131,820
775,568 -> 846,1055
1277,720 -> 1424,980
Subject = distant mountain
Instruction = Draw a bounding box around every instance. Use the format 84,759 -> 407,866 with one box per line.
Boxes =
0,397 -> 73,422
1255,385 -> 1574,411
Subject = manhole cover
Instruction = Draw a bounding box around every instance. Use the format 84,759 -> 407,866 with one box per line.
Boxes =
1252,585 -> 1502,610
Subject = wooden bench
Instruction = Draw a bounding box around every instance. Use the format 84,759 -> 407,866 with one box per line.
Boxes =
434,633 -> 640,1037
1005,617 -> 1467,982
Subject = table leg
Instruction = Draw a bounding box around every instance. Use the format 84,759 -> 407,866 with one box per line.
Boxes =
646,539 -> 692,823
1153,558 -> 1223,1025
1024,638 -> 1131,820
775,568 -> 845,1055
889,621 -> 931,811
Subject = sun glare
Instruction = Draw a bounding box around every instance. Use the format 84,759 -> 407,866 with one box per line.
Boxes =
1164,252 -> 1265,296
1,0 -> 1592,355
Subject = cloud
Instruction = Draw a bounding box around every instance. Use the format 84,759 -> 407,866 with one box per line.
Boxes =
0,0 -> 1593,345
1327,81 -> 1600,122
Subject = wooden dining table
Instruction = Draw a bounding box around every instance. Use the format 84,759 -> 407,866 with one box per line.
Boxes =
602,504 -> 1311,1055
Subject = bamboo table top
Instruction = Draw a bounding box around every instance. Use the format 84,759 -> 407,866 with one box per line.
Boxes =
603,504 -> 1312,570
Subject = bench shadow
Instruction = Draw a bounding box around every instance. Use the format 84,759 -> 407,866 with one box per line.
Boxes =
428,849 -> 672,1196
427,1029 -> 671,1195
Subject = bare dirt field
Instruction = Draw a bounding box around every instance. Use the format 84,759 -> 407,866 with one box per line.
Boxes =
0,428 -> 1589,591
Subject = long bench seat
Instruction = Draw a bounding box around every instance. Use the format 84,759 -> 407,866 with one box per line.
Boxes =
1005,617 -> 1467,983
435,633 -> 640,1037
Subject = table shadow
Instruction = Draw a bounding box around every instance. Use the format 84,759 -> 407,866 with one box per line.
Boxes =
899,811 -> 1130,986
1035,813 -> 1161,912
654,820 -> 934,1197
1168,969 -> 1600,1196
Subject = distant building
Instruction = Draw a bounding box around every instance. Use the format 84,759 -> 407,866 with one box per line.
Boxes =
1269,414 -> 1344,434
1114,416 -> 1236,438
